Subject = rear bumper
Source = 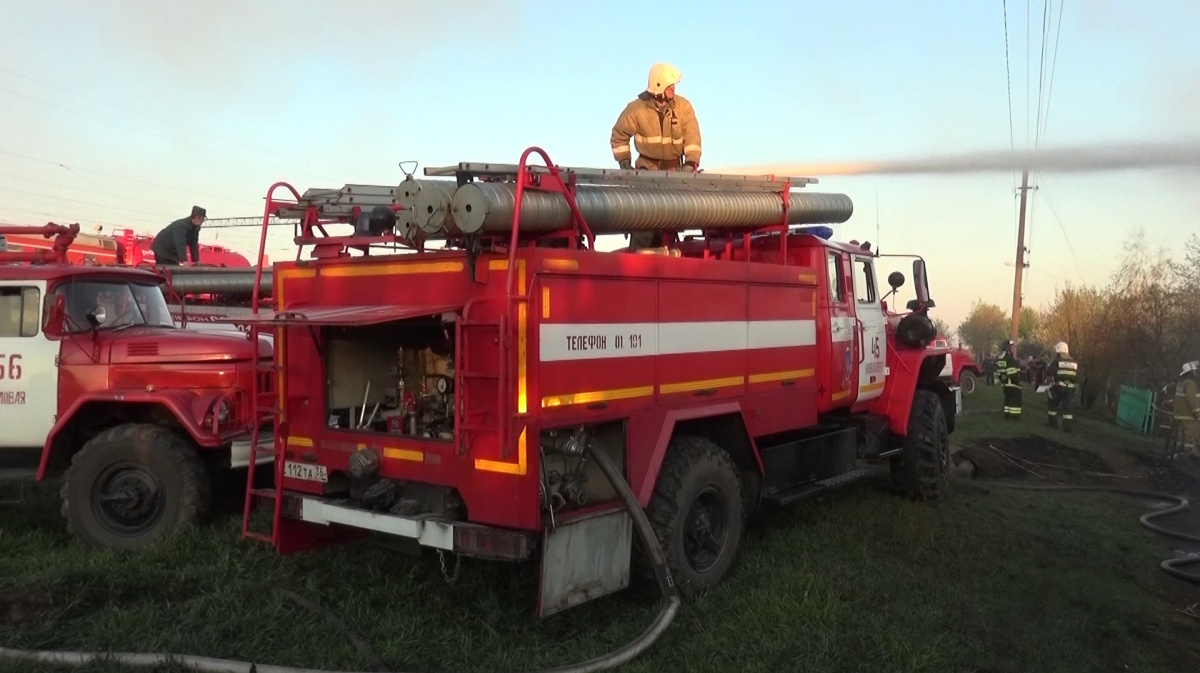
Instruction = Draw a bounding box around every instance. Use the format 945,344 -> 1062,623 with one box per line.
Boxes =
280,493 -> 534,561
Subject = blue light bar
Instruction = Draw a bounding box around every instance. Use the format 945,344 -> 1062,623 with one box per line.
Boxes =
793,225 -> 834,240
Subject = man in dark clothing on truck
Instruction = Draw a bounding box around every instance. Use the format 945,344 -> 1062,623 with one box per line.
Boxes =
150,206 -> 206,265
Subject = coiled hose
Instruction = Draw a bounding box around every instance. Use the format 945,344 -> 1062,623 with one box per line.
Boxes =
966,481 -> 1200,584
0,445 -> 682,673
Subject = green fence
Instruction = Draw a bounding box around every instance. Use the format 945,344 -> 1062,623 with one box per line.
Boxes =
1115,385 -> 1156,434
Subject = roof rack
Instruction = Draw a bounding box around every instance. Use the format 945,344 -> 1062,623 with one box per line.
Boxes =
422,162 -> 818,193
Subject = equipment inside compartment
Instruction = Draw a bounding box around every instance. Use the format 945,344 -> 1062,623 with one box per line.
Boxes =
322,317 -> 455,440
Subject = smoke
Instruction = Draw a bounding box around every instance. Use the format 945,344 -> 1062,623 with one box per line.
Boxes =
716,140 -> 1200,178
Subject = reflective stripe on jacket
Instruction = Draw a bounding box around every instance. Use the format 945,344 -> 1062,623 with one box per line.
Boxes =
1050,355 -> 1078,388
1175,377 -> 1200,421
610,93 -> 702,167
995,355 -> 1020,385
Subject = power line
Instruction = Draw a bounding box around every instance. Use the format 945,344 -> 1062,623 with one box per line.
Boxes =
1025,0 -> 1031,150
1037,181 -> 1086,285
0,86 -> 336,183
1034,0 -> 1052,150
0,149 -> 259,208
1003,0 -> 1018,204
0,170 -> 184,211
1038,0 -> 1066,148
0,185 -> 168,222
0,65 -> 346,180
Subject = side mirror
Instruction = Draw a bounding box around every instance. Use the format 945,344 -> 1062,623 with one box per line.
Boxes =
887,271 -> 905,290
86,305 -> 108,328
912,259 -> 936,309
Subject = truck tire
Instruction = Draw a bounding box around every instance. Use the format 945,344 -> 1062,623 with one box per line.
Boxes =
891,389 -> 950,501
959,371 -> 977,395
635,435 -> 745,599
61,423 -> 211,550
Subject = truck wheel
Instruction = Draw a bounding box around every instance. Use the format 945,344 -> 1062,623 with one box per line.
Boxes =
636,436 -> 745,599
61,423 -> 211,550
959,371 -> 977,395
891,389 -> 950,501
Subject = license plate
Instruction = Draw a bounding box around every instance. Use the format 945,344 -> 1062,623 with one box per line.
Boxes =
284,461 -> 328,483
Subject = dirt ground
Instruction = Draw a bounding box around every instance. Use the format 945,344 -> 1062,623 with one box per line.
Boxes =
0,588 -> 50,626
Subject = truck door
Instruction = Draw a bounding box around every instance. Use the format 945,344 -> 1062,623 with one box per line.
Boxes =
825,251 -> 854,404
0,281 -> 58,448
851,254 -> 886,402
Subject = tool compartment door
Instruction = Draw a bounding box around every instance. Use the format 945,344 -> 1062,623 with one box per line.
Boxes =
0,280 -> 58,448
851,254 -> 886,402
824,251 -> 854,405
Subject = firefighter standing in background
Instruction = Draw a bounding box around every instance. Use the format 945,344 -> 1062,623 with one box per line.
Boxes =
1046,341 -> 1079,432
611,63 -> 703,252
996,340 -> 1022,420
1173,361 -> 1200,458
150,206 -> 206,266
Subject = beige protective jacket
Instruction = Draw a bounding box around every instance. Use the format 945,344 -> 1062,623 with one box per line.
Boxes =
610,92 -> 702,169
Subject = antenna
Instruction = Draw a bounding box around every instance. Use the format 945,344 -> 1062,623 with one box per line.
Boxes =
874,183 -> 880,252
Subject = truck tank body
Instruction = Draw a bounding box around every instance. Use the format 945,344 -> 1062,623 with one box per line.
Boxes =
267,245 -> 843,533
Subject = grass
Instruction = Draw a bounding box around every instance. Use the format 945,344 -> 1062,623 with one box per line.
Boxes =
2,385 -> 1199,673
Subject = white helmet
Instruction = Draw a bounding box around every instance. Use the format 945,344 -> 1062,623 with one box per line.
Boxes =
1183,361 -> 1199,376
1054,342 -> 1069,355
647,63 -> 682,96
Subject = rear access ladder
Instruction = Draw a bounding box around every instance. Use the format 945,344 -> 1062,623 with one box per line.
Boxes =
240,182 -> 303,547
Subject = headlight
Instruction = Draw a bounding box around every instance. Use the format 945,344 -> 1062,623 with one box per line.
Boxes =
217,400 -> 230,424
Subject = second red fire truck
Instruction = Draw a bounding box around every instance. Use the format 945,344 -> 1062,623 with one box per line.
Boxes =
226,149 -> 956,617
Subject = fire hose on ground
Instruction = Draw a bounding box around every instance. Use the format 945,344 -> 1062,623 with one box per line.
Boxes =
961,480 -> 1200,585
0,444 -> 682,673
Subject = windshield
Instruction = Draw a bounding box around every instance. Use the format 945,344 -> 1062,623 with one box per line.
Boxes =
54,280 -> 176,333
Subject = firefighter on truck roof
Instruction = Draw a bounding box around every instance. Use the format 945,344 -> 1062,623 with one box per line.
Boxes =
610,62 -> 702,252
1173,360 -> 1200,459
150,205 -> 206,266
996,340 -> 1022,420
1046,341 -> 1078,433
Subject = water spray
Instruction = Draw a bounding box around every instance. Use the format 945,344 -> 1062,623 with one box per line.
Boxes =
717,139 -> 1200,177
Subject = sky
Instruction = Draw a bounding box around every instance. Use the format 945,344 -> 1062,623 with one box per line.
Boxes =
1,0 -> 1198,332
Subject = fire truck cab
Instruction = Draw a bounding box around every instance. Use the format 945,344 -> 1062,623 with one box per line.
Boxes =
0,258 -> 273,549
236,153 -> 957,617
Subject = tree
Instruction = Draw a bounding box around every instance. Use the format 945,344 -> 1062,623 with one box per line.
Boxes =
1019,306 -> 1039,341
932,317 -> 951,339
1033,226 -> 1200,411
956,301 -> 1008,358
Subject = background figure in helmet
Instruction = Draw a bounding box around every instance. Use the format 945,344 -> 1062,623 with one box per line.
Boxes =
995,340 -> 1022,420
1173,361 -> 1200,459
1046,341 -> 1078,432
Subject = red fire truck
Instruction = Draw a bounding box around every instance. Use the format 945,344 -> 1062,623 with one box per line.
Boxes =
235,150 -> 956,617
0,222 -> 254,268
0,223 -> 273,549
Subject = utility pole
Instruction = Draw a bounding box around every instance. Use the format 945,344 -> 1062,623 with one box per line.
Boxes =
1009,169 -> 1031,344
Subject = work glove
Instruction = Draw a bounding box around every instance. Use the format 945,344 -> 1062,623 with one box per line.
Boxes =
618,159 -> 633,170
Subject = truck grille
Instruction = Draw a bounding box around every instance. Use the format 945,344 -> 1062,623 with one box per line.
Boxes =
125,342 -> 159,357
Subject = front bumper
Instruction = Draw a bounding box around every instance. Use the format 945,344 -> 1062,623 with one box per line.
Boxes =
229,431 -> 277,469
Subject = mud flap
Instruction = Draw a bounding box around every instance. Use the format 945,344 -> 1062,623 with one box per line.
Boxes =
536,507 -> 633,618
